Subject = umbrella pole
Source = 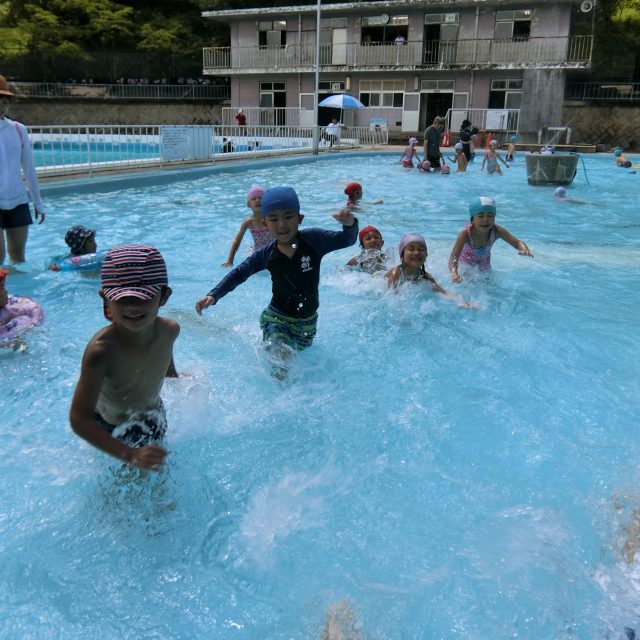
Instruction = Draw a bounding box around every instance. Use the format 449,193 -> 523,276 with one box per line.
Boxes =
312,0 -> 321,155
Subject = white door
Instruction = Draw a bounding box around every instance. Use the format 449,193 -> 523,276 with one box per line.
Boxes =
332,28 -> 347,65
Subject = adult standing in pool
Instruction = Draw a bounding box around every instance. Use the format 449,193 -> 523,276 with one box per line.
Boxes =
423,116 -> 444,171
459,119 -> 479,162
0,76 -> 46,265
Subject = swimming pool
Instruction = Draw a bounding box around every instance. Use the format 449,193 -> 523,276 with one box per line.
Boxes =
2,152 -> 640,638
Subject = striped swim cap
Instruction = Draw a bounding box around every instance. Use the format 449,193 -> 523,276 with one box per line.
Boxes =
101,245 -> 168,301
469,196 -> 496,219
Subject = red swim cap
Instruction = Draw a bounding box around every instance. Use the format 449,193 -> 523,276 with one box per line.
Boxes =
359,225 -> 381,244
345,182 -> 362,196
0,269 -> 8,286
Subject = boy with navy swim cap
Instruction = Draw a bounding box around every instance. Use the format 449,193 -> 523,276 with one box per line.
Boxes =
70,245 -> 180,472
195,186 -> 358,352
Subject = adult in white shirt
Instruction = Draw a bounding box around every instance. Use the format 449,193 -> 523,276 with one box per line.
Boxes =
324,116 -> 346,147
395,35 -> 405,45
0,76 -> 45,264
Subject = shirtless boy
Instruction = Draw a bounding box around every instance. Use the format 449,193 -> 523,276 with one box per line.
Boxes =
70,245 -> 180,471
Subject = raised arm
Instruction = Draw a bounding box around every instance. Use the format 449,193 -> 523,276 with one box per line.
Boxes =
495,225 -> 533,257
221,218 -> 251,267
69,340 -> 168,470
448,228 -> 468,282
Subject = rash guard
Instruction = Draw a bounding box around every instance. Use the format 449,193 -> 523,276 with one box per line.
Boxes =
208,222 -> 358,318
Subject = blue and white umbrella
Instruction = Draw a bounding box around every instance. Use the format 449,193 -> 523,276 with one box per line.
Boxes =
318,94 -> 365,109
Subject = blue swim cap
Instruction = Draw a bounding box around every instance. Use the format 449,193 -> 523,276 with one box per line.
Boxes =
469,196 -> 496,220
510,136 -> 518,143
614,150 -> 622,157
261,186 -> 300,217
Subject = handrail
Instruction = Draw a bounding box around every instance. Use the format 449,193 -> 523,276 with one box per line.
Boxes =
443,108 -> 521,135
26,124 -> 388,177
203,35 -> 593,69
565,82 -> 640,101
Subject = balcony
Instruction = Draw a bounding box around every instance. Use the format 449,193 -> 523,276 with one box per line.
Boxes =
203,36 -> 592,73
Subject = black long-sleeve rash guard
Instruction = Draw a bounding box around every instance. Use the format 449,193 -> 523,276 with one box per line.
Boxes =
207,222 -> 358,318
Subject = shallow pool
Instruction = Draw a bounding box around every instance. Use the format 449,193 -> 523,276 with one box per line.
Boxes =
3,152 -> 640,639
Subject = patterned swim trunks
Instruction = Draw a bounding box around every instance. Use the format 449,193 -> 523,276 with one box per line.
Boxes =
259,305 -> 318,351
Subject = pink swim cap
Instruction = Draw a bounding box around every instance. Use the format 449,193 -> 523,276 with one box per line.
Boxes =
409,137 -> 418,146
441,165 -> 450,174
247,185 -> 266,202
399,233 -> 426,258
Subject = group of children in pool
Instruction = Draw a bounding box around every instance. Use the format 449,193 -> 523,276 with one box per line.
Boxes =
1,182 -> 533,474
400,136 -> 519,175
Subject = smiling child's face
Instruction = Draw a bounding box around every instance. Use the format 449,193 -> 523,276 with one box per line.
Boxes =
263,209 -> 304,245
402,242 -> 427,267
104,289 -> 171,332
472,211 -> 495,233
247,196 -> 262,215
361,231 -> 383,251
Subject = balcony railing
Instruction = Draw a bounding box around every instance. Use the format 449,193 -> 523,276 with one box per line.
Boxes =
203,36 -> 592,71
221,107 -> 308,126
565,82 -> 640,101
11,82 -> 230,101
444,108 -> 521,135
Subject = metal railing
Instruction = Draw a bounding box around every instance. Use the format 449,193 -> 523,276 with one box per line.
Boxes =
221,107 -> 308,126
203,36 -> 592,70
11,82 -> 230,101
26,124 -> 388,177
444,109 -> 521,136
565,82 -> 640,101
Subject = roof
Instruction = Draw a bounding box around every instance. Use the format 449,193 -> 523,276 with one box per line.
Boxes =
203,0 -> 576,20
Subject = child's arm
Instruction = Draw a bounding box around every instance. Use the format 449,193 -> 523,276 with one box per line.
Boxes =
196,246 -> 270,314
497,153 -> 509,168
69,340 -> 168,471
481,152 -> 488,170
448,229 -> 468,282
413,149 -> 421,163
447,155 -> 456,164
165,355 -> 179,378
424,271 -> 475,309
346,256 -> 359,266
399,150 -> 405,163
495,225 -> 534,257
221,218 -> 251,267
365,200 -> 383,204
301,211 -> 358,257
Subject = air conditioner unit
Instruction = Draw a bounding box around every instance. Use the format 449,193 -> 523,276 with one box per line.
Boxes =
444,13 -> 458,22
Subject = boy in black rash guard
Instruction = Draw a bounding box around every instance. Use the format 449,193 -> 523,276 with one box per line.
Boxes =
195,186 -> 358,351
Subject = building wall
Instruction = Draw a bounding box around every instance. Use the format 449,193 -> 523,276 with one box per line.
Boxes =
7,100 -> 224,126
531,4 -> 572,37
519,69 -> 566,134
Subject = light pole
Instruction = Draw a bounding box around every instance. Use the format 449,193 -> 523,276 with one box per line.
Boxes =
312,0 -> 321,154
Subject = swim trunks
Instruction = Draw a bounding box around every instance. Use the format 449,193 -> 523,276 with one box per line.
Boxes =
259,304 -> 317,351
0,203 -> 32,229
427,155 -> 441,169
93,402 -> 167,447
620,161 -> 632,168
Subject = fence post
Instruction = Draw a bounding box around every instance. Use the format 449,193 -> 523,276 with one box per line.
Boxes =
86,126 -> 92,178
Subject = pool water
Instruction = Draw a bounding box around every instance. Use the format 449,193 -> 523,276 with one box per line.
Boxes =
2,152 -> 640,639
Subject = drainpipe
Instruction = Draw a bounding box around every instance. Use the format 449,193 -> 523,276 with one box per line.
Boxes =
469,7 -> 479,108
298,13 -> 302,65
312,0 -> 321,154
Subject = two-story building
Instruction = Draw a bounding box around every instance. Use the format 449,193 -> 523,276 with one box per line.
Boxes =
202,0 -> 593,140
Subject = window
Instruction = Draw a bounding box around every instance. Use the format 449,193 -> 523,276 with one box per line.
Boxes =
495,10 -> 531,40
361,15 -> 409,44
488,79 -> 523,109
319,81 -> 345,92
420,79 -> 455,92
359,80 -> 405,108
320,18 -> 347,29
259,20 -> 287,47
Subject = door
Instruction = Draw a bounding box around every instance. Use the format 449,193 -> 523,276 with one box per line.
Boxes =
423,24 -> 440,63
504,91 -> 521,130
332,28 -> 347,65
439,23 -> 458,63
274,90 -> 286,126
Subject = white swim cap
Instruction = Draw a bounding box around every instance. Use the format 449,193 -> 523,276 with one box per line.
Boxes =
455,142 -> 463,150
555,187 -> 566,198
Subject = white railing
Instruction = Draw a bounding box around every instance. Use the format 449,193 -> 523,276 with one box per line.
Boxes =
221,107 -> 307,126
444,109 -> 521,136
26,124 -> 388,177
203,36 -> 592,70
11,82 -> 230,101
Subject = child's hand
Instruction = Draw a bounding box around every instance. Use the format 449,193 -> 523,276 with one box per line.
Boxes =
195,296 -> 216,315
128,444 -> 168,472
373,200 -> 383,204
518,243 -> 533,258
333,209 -> 355,227
451,273 -> 463,283
48,264 -> 61,271
221,260 -> 233,267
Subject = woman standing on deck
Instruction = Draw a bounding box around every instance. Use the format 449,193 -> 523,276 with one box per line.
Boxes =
0,76 -> 46,264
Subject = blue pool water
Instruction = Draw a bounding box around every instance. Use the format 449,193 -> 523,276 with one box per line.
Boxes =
2,152 -> 640,638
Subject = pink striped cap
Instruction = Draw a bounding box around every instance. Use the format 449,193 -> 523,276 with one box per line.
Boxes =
101,245 -> 168,301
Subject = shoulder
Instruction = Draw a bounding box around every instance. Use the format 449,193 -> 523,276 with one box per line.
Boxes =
385,266 -> 400,284
158,316 -> 180,339
83,327 -> 115,366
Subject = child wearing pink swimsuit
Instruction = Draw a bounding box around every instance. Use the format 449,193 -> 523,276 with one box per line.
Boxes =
399,137 -> 420,168
449,197 -> 534,283
0,269 -> 45,347
222,185 -> 273,267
